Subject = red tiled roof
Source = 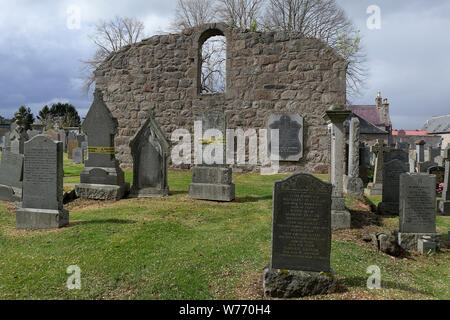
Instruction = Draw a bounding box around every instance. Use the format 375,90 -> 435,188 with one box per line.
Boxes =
392,130 -> 429,136
348,105 -> 384,126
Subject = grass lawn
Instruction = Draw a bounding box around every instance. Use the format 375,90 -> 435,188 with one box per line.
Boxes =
0,155 -> 448,300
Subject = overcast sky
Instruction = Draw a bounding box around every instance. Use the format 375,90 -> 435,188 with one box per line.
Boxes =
0,0 -> 449,130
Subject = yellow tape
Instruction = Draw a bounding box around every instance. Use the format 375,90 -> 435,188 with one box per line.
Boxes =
87,146 -> 115,155
198,137 -> 226,146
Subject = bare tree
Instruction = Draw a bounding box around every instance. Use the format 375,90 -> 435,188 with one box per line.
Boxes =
201,36 -> 227,93
82,16 -> 145,93
171,0 -> 217,31
217,0 -> 264,30
264,0 -> 367,97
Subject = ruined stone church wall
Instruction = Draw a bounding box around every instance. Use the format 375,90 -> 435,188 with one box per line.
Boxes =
94,23 -> 347,173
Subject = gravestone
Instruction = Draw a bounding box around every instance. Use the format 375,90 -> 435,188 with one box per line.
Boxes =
396,142 -> 409,151
343,117 -> 363,196
384,149 -> 408,165
418,160 -> 438,173
76,134 -> 86,147
67,140 -> 78,159
9,125 -> 28,155
189,111 -> 235,202
364,139 -> 389,196
75,89 -> 129,200
0,150 -> 24,201
377,159 -> 409,215
129,112 -> 171,198
267,114 -> 304,161
16,135 -> 68,229
263,173 -> 337,298
438,148 -> 450,215
72,147 -> 84,165
409,158 -> 416,173
359,144 -> 370,185
398,173 -> 440,250
323,106 -> 351,229
416,140 -> 425,163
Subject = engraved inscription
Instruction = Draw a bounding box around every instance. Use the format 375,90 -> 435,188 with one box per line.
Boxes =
24,147 -> 56,184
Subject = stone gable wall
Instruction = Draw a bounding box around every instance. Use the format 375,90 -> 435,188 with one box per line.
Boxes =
95,23 -> 347,173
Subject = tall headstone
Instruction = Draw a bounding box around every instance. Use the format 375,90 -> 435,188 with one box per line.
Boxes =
267,114 -> 304,161
0,150 -> 24,201
438,148 -> 450,215
129,112 -> 171,198
323,106 -> 351,230
416,140 -> 425,163
377,159 -> 409,215
75,89 -> 130,200
263,173 -> 337,298
189,111 -> 235,202
398,173 -> 440,250
359,143 -> 370,185
16,135 -> 68,229
343,117 -> 363,196
364,139 -> 389,196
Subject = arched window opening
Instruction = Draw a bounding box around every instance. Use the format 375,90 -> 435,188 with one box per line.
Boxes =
201,35 -> 226,94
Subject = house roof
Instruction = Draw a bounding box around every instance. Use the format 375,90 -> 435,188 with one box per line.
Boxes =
392,130 -> 429,136
347,105 -> 386,127
421,115 -> 450,134
346,113 -> 387,135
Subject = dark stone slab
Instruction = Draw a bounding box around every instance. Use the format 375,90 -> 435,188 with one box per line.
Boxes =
0,150 -> 24,189
268,114 -> 303,161
418,160 -> 438,173
378,159 -> 409,215
399,173 -> 436,233
129,113 -> 171,198
271,173 -> 332,272
384,149 -> 408,164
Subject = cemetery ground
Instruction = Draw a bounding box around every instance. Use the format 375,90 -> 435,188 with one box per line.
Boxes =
0,155 -> 448,300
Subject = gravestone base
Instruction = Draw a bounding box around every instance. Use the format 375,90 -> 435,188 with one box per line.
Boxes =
189,183 -> 235,202
377,202 -> 399,216
438,200 -> 450,216
80,167 -> 125,185
75,183 -> 130,201
418,238 -> 437,254
16,208 -> 69,230
331,210 -> 351,230
263,267 -> 339,298
129,187 -> 169,198
397,232 -> 441,251
0,185 -> 21,202
343,175 -> 364,196
364,183 -> 382,196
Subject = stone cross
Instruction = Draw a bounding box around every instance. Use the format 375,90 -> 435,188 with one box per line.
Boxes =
371,139 -> 390,185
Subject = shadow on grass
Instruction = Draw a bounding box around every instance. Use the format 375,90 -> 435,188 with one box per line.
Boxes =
69,219 -> 137,226
343,276 -> 430,296
235,195 -> 272,203
349,210 -> 383,229
169,190 -> 189,196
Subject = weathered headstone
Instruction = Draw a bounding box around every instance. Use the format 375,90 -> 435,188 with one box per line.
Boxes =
359,143 -> 370,185
398,173 -> 440,250
268,114 -> 304,161
364,139 -> 389,196
75,89 -> 130,200
67,140 -> 78,159
415,140 -> 425,163
263,173 -> 337,298
323,106 -> 351,229
0,150 -> 24,201
189,111 -> 235,202
9,125 -> 28,155
72,147 -> 84,165
344,117 -> 363,196
418,160 -> 438,173
16,135 -> 68,229
377,159 -> 409,215
438,148 -> 450,215
129,113 -> 171,198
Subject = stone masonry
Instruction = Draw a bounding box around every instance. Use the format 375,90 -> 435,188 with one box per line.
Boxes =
94,23 -> 347,173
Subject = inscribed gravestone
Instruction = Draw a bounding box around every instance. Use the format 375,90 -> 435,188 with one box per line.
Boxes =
75,89 -> 129,200
268,114 -> 303,161
129,113 -> 171,197
271,174 -> 332,272
399,173 -> 436,233
378,159 -> 409,215
16,135 -> 68,229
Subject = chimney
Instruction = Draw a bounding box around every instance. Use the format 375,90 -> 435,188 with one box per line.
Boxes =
382,98 -> 391,127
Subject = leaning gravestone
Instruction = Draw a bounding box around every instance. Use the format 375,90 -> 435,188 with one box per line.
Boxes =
16,135 -> 68,229
263,173 -> 337,298
189,111 -> 235,202
377,159 -> 409,215
129,112 -> 171,198
72,147 -> 84,165
75,89 -> 129,200
267,114 -> 304,161
397,173 -> 440,250
0,150 -> 24,201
